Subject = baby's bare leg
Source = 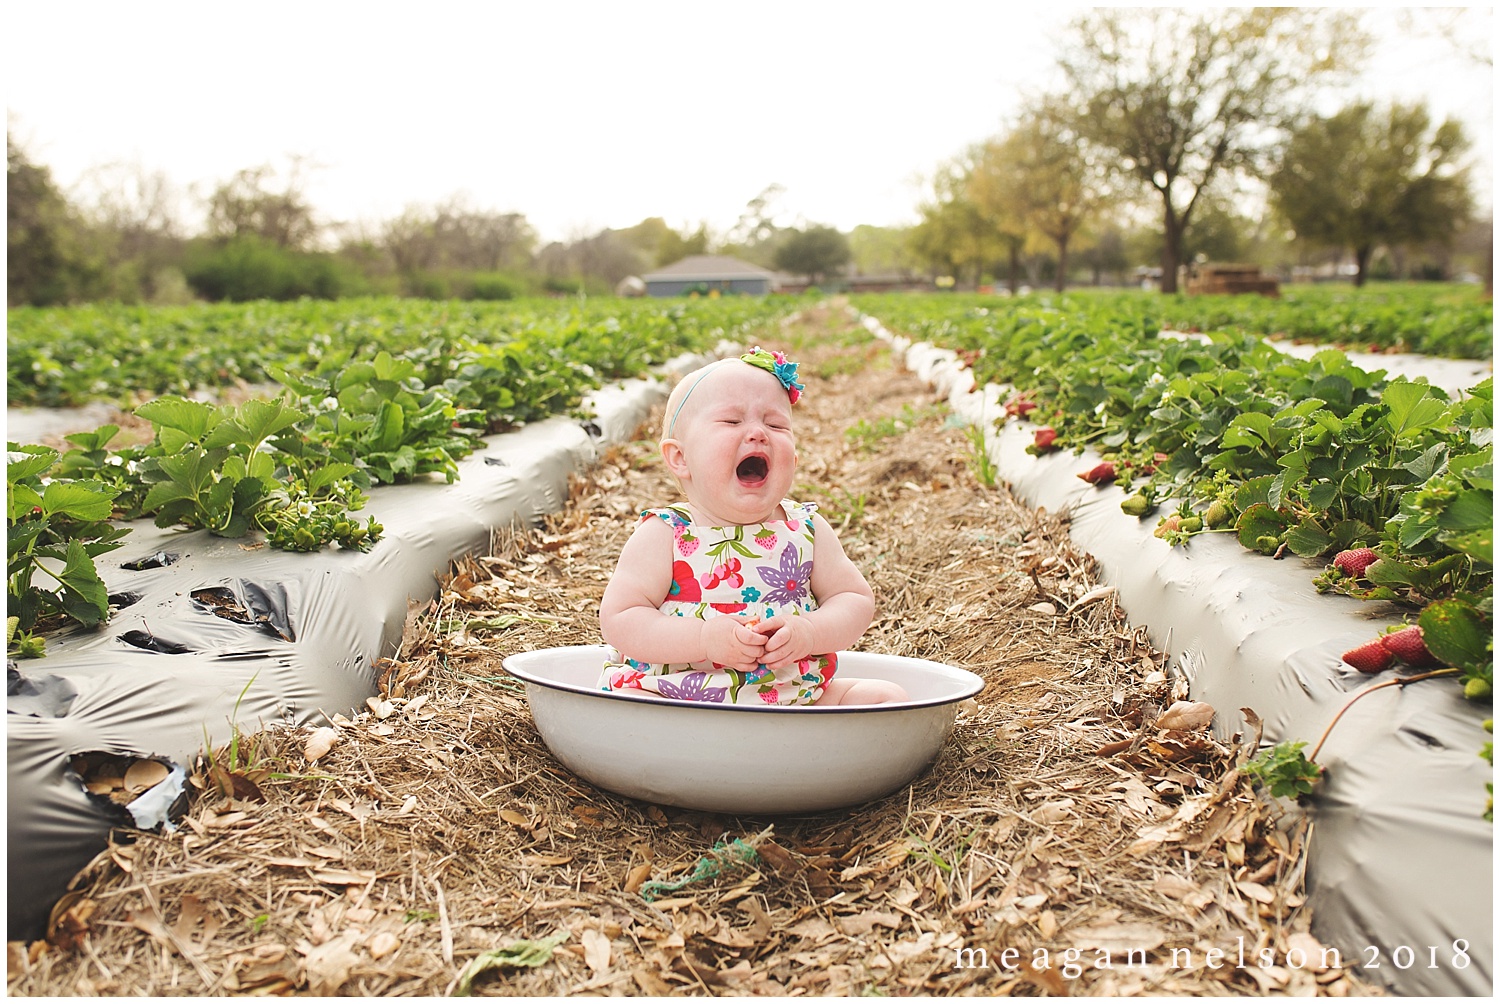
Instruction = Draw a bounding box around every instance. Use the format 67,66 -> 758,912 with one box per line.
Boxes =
816,678 -> 909,706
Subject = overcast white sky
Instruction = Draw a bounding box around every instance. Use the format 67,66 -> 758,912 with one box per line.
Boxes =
5,3 -> 1493,245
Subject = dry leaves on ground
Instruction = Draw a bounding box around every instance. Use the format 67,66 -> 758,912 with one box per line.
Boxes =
7,305 -> 1376,997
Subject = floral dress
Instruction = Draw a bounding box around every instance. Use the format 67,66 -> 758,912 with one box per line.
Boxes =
600,500 -> 837,706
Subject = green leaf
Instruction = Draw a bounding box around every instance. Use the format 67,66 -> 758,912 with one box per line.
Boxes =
1286,520 -> 1335,558
246,451 -> 277,482
1329,519 -> 1377,551
1311,374 -> 1353,409
55,538 -> 110,626
1234,475 -> 1278,512
1418,599 -> 1492,669
7,520 -> 46,557
454,932 -> 570,995
151,449 -> 219,496
220,455 -> 248,482
135,396 -> 218,440
1236,503 -> 1289,550
1450,449 -> 1492,490
371,350 -> 405,383
6,447 -> 60,485
370,401 -> 406,453
1365,557 -> 1420,588
1436,489 -> 1493,533
265,363 -> 331,398
1383,381 -> 1450,440
62,425 -> 121,452
1307,481 -> 1339,511
204,398 -> 307,450
1439,528 -> 1492,565
141,479 -> 196,512
1403,443 -> 1449,483
41,480 -> 121,522
307,462 -> 357,495
1264,472 -> 1285,509
8,483 -> 44,523
338,360 -> 377,390
1223,413 -> 1275,451
214,479 -> 266,538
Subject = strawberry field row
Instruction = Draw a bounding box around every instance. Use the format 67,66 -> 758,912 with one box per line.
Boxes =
855,291 -> 1493,802
877,284 -> 1492,360
6,296 -> 793,409
8,297 -> 796,654
1150,282 -> 1492,359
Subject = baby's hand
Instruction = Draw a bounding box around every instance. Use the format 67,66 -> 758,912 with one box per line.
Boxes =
753,616 -> 816,672
702,616 -> 767,673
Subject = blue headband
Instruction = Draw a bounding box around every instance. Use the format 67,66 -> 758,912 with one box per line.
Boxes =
666,348 -> 804,436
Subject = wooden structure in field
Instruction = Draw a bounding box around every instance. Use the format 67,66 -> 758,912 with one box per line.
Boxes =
1184,263 -> 1280,297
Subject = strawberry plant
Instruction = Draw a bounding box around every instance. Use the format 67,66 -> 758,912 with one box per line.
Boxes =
1249,667 -> 1467,806
858,289 -> 1492,811
267,351 -> 482,486
133,396 -> 308,537
7,444 -> 131,644
1244,740 -> 1322,800
6,296 -> 795,410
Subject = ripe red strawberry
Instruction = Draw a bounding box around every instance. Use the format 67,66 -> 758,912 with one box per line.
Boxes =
1005,396 -> 1038,418
1332,548 -> 1378,579
1379,625 -> 1440,667
1078,461 -> 1116,484
1032,427 -> 1057,451
1342,640 -> 1394,674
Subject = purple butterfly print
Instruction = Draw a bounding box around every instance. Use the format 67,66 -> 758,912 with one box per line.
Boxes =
655,672 -> 728,703
757,542 -> 812,606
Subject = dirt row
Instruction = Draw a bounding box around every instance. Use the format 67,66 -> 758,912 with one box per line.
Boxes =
8,305 -> 1374,996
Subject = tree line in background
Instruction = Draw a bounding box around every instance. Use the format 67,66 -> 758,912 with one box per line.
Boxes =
915,8 -> 1486,295
7,8 -> 1490,308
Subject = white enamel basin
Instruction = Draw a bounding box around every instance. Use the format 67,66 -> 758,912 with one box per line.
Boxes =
501,645 -> 985,814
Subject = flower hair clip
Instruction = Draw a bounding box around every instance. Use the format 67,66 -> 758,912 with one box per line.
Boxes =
740,346 -> 805,404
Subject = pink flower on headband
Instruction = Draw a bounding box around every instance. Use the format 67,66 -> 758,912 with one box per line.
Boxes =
741,346 -> 805,404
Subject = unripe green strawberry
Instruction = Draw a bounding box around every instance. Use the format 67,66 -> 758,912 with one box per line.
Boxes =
1464,677 -> 1492,700
1204,501 -> 1231,528
1179,516 -> 1203,533
1120,493 -> 1152,517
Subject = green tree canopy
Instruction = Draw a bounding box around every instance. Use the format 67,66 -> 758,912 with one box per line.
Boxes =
772,225 -> 852,286
985,100 -> 1107,292
847,224 -> 918,276
907,148 -> 1013,288
206,161 -> 320,250
965,137 -> 1031,292
7,134 -> 104,305
1058,7 -> 1368,292
1269,101 -> 1474,286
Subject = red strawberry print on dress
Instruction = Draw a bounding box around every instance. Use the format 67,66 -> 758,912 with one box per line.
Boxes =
599,500 -> 837,705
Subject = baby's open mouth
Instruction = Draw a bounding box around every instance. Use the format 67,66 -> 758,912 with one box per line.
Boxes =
736,455 -> 769,483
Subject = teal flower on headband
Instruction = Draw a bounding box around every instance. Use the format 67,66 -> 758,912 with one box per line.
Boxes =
741,346 -> 805,404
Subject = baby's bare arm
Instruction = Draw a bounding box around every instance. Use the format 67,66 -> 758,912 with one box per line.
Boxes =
600,519 -> 767,671
757,513 -> 874,669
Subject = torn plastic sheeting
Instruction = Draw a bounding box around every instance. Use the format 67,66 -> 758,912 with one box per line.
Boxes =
865,315 -> 1492,997
125,765 -> 188,831
7,667 -> 79,718
6,370 -> 675,942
